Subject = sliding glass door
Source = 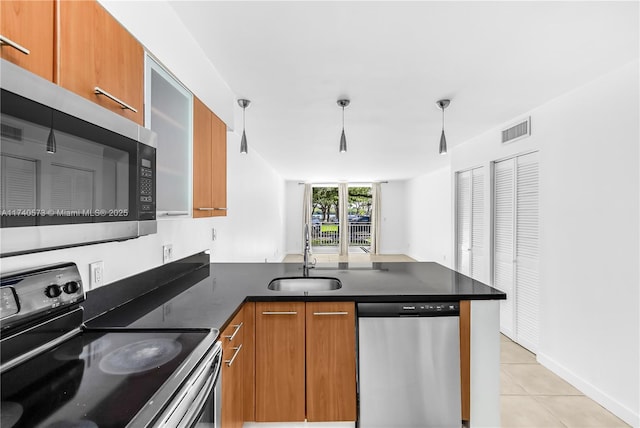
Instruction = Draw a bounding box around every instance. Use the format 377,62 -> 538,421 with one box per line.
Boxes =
309,185 -> 372,254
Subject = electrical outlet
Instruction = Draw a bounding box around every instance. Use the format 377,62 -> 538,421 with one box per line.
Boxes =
163,244 -> 173,264
89,261 -> 104,289
211,228 -> 216,241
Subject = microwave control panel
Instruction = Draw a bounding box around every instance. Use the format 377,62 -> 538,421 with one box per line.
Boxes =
138,144 -> 156,220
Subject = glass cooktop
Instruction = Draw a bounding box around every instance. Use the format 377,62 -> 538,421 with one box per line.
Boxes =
0,329 -> 209,428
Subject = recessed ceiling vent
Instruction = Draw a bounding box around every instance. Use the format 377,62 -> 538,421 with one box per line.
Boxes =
501,117 -> 531,144
1,123 -> 23,142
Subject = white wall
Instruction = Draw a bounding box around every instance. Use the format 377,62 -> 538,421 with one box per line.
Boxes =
98,0 -> 235,127
405,166 -> 453,267
210,133 -> 286,262
378,181 -> 408,254
0,132 -> 286,289
416,61 -> 639,426
284,181 -> 304,254
535,61 -> 639,427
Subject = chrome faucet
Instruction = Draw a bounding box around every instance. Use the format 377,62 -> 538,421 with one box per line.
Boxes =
303,223 -> 315,276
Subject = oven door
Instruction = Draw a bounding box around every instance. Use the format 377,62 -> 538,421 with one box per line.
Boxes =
151,341 -> 222,428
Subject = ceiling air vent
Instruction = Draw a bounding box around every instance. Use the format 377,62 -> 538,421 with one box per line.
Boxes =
1,124 -> 23,142
501,117 -> 531,144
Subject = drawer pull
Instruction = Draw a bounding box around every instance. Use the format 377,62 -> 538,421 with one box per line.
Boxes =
94,87 -> 138,113
225,344 -> 242,367
313,312 -> 349,316
262,311 -> 297,315
0,35 -> 30,55
224,322 -> 243,341
197,208 -> 228,211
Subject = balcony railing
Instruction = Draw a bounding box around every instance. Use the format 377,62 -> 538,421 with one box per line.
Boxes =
311,222 -> 371,247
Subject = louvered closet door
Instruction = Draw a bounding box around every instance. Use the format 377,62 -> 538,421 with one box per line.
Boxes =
493,152 -> 539,352
493,160 -> 515,337
456,170 -> 471,275
471,169 -> 485,279
456,167 -> 484,279
514,152 -> 539,351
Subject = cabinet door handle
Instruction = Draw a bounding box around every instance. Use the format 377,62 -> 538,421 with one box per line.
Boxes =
94,87 -> 138,113
224,344 -> 242,367
162,211 -> 189,216
197,208 -> 227,211
0,35 -> 30,55
262,311 -> 297,315
313,312 -> 349,316
224,322 -> 243,341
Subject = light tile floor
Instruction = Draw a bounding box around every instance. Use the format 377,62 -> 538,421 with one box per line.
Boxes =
500,335 -> 628,428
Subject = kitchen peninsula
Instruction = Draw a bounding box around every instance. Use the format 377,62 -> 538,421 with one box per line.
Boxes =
85,253 -> 505,427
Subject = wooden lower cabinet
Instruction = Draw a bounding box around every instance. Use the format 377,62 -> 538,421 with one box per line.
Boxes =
242,302 -> 256,422
460,300 -> 471,422
255,302 -> 306,422
306,302 -> 357,422
221,310 -> 244,428
254,301 -> 357,423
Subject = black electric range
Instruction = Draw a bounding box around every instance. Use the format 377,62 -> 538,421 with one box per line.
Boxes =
0,263 -> 221,428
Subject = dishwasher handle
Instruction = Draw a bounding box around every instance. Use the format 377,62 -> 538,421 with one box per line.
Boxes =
357,302 -> 459,317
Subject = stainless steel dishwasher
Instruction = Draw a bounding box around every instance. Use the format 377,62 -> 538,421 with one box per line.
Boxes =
357,302 -> 461,428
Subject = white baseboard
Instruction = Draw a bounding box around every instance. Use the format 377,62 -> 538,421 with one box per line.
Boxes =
537,351 -> 639,427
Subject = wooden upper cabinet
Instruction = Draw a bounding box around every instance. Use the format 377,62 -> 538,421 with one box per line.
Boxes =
58,0 -> 144,125
255,302 -> 306,422
193,98 -> 227,218
193,97 -> 213,219
210,112 -> 227,217
305,302 -> 357,422
1,0 -> 55,81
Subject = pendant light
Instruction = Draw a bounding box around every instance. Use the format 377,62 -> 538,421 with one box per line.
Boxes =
46,110 -> 57,154
337,99 -> 350,153
237,99 -> 250,154
436,99 -> 450,155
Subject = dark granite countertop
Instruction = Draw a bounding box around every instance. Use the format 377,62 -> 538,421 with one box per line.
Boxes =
85,260 -> 505,333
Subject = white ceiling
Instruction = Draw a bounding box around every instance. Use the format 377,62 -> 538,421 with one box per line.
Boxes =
169,1 -> 638,182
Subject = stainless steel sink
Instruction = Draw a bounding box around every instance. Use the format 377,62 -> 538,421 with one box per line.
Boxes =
268,276 -> 342,292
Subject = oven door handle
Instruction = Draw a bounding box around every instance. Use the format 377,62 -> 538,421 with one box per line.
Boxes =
179,366 -> 218,427
154,342 -> 222,427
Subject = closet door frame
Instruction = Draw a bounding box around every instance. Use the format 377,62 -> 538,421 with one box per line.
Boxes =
491,149 -> 539,350
454,165 -> 484,278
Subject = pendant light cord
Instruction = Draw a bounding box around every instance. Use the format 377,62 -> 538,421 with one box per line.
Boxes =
342,105 -> 345,131
442,106 -> 445,131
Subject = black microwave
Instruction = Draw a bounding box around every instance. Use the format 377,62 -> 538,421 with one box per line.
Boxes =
0,60 -> 157,257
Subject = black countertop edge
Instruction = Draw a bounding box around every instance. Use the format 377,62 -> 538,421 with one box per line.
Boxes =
244,293 -> 506,303
82,251 -> 210,321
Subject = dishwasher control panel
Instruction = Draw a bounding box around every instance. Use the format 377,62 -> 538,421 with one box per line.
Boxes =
358,302 -> 460,317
